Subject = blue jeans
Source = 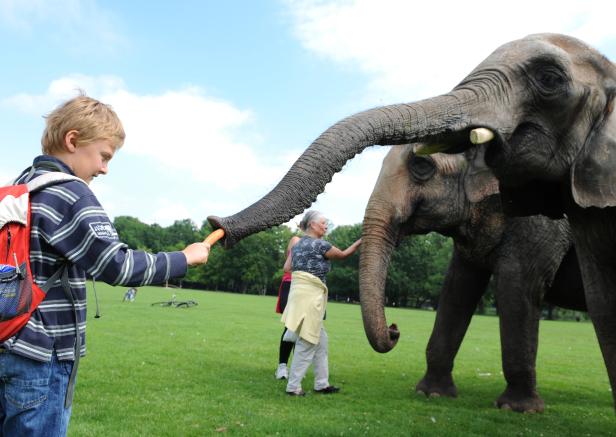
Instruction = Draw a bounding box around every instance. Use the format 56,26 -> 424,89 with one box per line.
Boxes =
0,350 -> 74,437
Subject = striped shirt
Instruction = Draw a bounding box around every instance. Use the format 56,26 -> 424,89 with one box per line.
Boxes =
2,155 -> 188,362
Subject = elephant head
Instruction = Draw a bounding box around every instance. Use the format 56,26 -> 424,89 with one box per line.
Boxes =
424,34 -> 616,216
359,144 -> 501,352
208,33 -> 614,246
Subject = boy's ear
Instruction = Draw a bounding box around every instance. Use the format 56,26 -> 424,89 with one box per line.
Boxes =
64,130 -> 79,152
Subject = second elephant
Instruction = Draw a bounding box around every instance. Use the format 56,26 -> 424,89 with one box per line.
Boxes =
359,144 -> 586,412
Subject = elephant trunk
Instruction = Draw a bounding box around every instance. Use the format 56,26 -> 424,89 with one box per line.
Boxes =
208,92 -> 475,247
359,199 -> 402,352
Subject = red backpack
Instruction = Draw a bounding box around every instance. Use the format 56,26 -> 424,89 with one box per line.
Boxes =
0,172 -> 82,342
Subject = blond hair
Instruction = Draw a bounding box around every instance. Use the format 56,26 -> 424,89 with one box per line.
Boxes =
41,93 -> 125,154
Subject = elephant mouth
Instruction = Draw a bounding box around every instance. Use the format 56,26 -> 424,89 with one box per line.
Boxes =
416,125 -> 506,159
429,124 -> 567,218
400,219 -> 437,239
417,125 -> 539,189
483,136 -> 514,182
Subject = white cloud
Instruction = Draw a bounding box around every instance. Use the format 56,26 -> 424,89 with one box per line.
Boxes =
0,0 -> 123,53
2,75 -> 294,193
3,75 -> 348,227
2,75 -> 125,114
149,198 -> 193,226
0,0 -> 59,31
286,0 -> 616,104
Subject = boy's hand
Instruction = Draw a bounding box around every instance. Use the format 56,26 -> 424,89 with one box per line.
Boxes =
182,242 -> 211,266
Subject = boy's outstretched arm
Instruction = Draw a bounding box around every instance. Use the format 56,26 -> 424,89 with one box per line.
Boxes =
41,186 -> 208,286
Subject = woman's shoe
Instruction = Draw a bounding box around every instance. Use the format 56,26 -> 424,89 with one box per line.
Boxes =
286,389 -> 305,397
314,386 -> 340,394
275,363 -> 288,380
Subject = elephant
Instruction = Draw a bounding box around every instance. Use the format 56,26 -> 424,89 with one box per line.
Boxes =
207,33 -> 616,408
362,143 -> 585,412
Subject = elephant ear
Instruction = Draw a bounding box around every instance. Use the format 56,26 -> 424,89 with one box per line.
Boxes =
571,93 -> 616,208
463,144 -> 499,203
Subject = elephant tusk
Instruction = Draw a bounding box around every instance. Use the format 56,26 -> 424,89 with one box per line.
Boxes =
470,128 -> 495,144
415,143 -> 449,156
204,228 -> 225,246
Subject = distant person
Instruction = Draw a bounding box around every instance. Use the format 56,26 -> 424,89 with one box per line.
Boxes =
282,210 -> 361,396
123,287 -> 138,302
0,94 -> 211,436
275,234 -> 301,379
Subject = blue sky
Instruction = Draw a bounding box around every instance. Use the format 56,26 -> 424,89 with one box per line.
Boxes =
1,0 -> 615,229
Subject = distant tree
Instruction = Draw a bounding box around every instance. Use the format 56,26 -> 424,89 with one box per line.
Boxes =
326,224 -> 362,301
195,225 -> 294,294
386,233 -> 453,308
164,219 -> 201,247
113,216 -> 152,250
144,223 -> 166,253
114,215 -> 457,311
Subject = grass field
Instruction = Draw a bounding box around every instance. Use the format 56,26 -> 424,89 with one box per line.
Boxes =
69,284 -> 614,436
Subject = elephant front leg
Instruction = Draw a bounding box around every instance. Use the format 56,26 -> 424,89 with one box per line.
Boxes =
416,251 -> 490,398
494,273 -> 544,413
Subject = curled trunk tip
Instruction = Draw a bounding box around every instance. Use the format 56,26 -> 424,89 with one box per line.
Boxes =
389,323 -> 400,341
369,324 -> 400,353
207,215 -> 232,248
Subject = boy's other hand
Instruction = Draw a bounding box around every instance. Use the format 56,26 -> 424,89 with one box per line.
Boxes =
182,242 -> 210,266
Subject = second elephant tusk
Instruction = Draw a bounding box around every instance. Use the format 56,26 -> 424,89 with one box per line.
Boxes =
415,143 -> 448,156
470,128 -> 495,144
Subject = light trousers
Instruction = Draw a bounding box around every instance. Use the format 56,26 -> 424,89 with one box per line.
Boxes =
286,327 -> 329,393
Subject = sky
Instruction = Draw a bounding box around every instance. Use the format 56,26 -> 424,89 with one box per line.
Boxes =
1,0 -> 615,230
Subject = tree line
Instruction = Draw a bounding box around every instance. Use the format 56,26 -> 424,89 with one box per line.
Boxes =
113,216 -> 454,308
114,216 -> 589,320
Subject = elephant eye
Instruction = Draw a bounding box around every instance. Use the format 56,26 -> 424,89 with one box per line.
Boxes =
529,60 -> 568,96
536,69 -> 565,89
409,155 -> 436,182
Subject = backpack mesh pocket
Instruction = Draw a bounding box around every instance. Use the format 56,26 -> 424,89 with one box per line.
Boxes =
0,263 -> 31,321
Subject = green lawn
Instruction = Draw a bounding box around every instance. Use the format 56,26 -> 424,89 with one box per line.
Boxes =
69,284 -> 614,436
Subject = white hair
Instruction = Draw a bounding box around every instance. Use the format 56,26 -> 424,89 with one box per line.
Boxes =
299,210 -> 324,232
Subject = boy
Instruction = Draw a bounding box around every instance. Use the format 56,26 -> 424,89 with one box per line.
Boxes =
0,94 -> 210,435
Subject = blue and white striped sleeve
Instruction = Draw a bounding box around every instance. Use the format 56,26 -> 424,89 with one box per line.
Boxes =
47,191 -> 187,286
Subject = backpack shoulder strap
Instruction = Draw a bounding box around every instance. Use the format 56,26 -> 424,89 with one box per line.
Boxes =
26,172 -> 85,193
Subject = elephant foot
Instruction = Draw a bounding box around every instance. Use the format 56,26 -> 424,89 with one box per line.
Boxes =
415,373 -> 458,398
495,388 -> 544,413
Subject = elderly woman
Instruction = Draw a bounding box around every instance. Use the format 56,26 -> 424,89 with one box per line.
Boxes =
282,210 -> 361,396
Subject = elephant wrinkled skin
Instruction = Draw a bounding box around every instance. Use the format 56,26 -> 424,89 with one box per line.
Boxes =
208,33 -> 616,410
361,144 -> 585,412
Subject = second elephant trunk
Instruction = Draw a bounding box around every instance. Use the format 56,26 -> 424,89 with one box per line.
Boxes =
359,201 -> 401,352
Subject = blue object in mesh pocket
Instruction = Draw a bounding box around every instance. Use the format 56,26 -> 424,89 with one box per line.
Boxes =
0,264 -> 14,273
0,263 -> 29,320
